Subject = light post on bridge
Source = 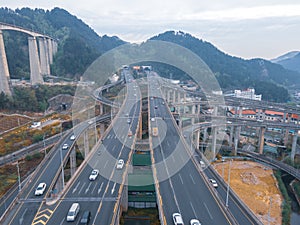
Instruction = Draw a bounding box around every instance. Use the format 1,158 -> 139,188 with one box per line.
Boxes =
225,159 -> 232,207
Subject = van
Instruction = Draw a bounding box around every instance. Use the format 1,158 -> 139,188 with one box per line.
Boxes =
67,203 -> 80,222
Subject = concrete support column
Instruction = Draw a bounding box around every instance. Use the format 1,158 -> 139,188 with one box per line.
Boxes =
203,128 -> 208,142
284,129 -> 289,146
196,130 -> 200,150
47,38 -> 53,64
178,118 -> 182,129
233,126 -> 241,156
229,126 -> 234,146
177,91 -> 181,103
258,127 -> 266,154
0,31 -> 11,95
291,133 -> 298,162
99,103 -> 104,115
100,123 -> 105,138
197,104 -> 201,114
211,127 -> 217,159
173,90 -> 176,103
70,148 -> 77,177
191,105 -> 196,124
235,106 -> 238,118
84,131 -> 89,157
38,37 -> 50,75
239,107 -> 242,118
183,92 -> 187,102
28,36 -> 43,85
167,89 -> 171,102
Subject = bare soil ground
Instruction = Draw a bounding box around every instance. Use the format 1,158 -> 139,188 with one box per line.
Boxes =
214,160 -> 282,225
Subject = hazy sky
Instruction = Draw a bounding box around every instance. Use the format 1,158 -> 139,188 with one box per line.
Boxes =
2,0 -> 300,59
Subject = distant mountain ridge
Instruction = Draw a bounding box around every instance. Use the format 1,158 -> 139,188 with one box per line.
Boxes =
0,8 -> 298,102
149,31 -> 300,102
271,51 -> 300,73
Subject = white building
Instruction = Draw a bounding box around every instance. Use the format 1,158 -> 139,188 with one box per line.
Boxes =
234,88 -> 261,101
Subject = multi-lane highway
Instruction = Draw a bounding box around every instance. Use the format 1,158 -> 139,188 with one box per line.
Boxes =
30,70 -> 141,225
148,75 -> 237,225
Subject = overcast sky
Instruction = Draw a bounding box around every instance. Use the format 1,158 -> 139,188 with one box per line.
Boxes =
2,0 -> 300,59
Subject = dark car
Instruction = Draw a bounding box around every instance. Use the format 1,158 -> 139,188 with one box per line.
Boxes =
80,211 -> 91,224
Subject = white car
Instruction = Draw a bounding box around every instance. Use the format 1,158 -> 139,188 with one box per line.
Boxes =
172,213 -> 184,225
116,159 -> 124,169
70,134 -> 76,140
209,179 -> 218,188
62,143 -> 69,150
151,118 -> 155,122
89,169 -> 99,181
190,219 -> 201,225
127,119 -> 131,124
35,182 -> 47,196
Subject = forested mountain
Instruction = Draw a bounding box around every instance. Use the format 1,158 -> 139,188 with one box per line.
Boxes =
150,31 -> 300,102
271,51 -> 300,73
0,8 -> 298,103
0,7 -> 125,79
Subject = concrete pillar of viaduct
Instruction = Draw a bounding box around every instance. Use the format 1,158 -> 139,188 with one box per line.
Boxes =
195,130 -> 200,150
70,148 -> 77,177
84,131 -> 89,158
38,37 -> 50,76
0,30 -> 11,95
28,36 -> 43,85
233,126 -> 241,156
291,133 -> 298,162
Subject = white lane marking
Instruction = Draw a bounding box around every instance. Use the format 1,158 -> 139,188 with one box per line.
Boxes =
204,202 -> 213,220
104,161 -> 108,169
112,145 -> 116,152
19,208 -> 27,225
189,174 -> 196,184
59,218 -> 65,225
72,181 -> 81,194
111,182 -> 116,195
85,182 -> 92,194
190,202 -> 197,218
98,182 -> 103,194
91,182 -> 97,194
78,182 -> 86,194
178,173 -> 184,185
171,154 -> 176,163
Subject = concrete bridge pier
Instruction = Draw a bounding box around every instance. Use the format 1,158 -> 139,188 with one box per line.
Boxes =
197,104 -> 200,114
203,128 -> 208,142
0,30 -> 11,95
229,126 -> 234,146
84,131 -> 89,158
167,89 -> 171,102
177,91 -> 181,103
195,130 -> 200,150
211,127 -> 217,159
258,127 -> 266,154
291,133 -> 298,162
38,37 -> 50,75
100,123 -> 105,138
233,126 -> 241,156
191,105 -> 196,124
70,148 -> 77,177
47,38 -> 54,64
28,36 -> 43,85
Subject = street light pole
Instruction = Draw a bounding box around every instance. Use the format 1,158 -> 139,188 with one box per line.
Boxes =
60,147 -> 65,190
225,159 -> 232,207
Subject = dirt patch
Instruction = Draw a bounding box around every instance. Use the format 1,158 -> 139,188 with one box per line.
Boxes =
214,160 -> 282,225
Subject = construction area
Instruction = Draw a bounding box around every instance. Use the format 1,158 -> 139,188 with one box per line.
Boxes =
214,160 -> 282,225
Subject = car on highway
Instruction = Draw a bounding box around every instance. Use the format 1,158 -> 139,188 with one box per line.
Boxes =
35,182 -> 47,196
80,210 -> 91,224
190,219 -> 201,225
155,105 -> 158,109
116,159 -> 124,169
89,169 -> 99,181
127,119 -> 131,124
70,134 -> 76,140
151,117 -> 155,122
62,143 -> 69,150
172,213 -> 184,225
209,179 -> 218,188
